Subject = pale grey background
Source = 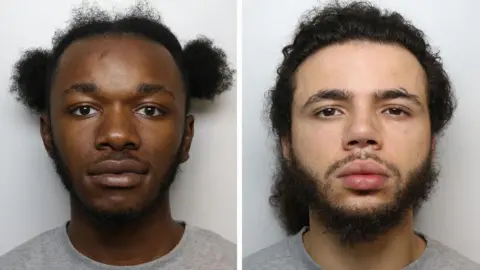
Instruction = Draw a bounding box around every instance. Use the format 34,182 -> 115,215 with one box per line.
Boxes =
242,0 -> 480,263
0,0 -> 237,256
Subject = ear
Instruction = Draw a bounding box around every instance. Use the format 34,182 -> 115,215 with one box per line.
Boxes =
180,115 -> 195,163
281,135 -> 291,160
40,114 -> 54,158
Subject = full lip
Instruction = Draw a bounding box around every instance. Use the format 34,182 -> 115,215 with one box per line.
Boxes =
335,160 -> 390,178
87,159 -> 149,176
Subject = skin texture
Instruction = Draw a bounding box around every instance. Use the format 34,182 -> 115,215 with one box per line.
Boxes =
283,41 -> 433,270
39,35 -> 193,265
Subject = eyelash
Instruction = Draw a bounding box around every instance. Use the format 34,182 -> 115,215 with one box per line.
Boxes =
135,106 -> 167,117
315,107 -> 343,118
314,106 -> 411,118
69,105 -> 167,117
382,107 -> 411,117
69,105 -> 99,117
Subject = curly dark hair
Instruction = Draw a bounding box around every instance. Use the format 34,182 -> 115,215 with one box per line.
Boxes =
10,2 -> 234,115
268,1 -> 456,235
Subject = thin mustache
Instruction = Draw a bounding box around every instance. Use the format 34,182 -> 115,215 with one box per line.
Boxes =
325,152 -> 400,179
93,151 -> 143,164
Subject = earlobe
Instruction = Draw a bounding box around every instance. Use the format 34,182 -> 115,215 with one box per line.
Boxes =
181,115 -> 195,163
431,136 -> 436,152
40,115 -> 54,158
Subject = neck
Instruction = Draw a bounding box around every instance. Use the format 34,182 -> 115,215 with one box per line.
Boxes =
67,193 -> 184,266
304,210 -> 426,270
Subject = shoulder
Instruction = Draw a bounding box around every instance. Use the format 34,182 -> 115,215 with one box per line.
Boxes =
185,225 -> 236,268
243,237 -> 296,270
0,226 -> 64,269
417,236 -> 480,270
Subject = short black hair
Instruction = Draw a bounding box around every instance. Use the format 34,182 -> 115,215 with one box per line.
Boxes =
10,2 -> 234,114
268,1 -> 456,234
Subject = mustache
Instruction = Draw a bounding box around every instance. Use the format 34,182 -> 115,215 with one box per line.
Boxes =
92,151 -> 146,165
324,152 -> 401,179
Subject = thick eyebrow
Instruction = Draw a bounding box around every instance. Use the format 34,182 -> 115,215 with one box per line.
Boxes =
63,83 -> 174,98
64,83 -> 97,94
136,83 -> 173,97
302,88 -> 353,110
374,88 -> 422,107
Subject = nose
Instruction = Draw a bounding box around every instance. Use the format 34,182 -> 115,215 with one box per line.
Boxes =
342,110 -> 382,151
95,106 -> 141,151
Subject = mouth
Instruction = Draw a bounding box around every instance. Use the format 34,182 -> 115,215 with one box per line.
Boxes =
87,159 -> 149,189
336,161 -> 390,191
88,172 -> 145,188
339,174 -> 388,191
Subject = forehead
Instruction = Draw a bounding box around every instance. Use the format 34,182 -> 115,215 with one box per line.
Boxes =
51,34 -> 183,96
294,41 -> 427,104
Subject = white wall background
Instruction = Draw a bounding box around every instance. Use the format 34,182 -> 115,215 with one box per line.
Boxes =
242,0 -> 480,263
0,0 -> 236,256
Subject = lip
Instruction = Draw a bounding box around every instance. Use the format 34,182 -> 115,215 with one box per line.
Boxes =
336,160 -> 390,178
336,160 -> 390,191
88,173 -> 144,188
87,159 -> 148,188
88,159 -> 149,176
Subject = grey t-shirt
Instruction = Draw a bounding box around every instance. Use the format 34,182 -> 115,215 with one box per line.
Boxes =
0,223 -> 235,270
244,228 -> 479,270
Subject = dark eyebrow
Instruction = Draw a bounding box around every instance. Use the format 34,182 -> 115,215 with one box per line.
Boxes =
64,83 -> 174,98
64,83 -> 97,94
302,88 -> 352,110
136,83 -> 172,97
374,88 -> 422,107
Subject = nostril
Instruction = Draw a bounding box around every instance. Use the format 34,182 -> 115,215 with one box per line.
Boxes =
367,139 -> 377,145
348,140 -> 359,146
347,139 -> 378,147
124,142 -> 137,150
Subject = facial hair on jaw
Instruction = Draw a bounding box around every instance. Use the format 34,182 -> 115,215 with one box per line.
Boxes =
285,147 -> 439,246
49,137 -> 184,226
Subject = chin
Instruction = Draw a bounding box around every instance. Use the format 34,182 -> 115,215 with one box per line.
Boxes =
70,177 -> 170,224
84,199 -> 151,224
86,185 -> 168,223
89,201 -> 142,215
335,194 -> 397,213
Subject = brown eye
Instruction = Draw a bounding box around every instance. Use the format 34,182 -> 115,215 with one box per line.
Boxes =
136,106 -> 165,117
316,108 -> 342,118
383,107 -> 409,116
71,106 -> 98,116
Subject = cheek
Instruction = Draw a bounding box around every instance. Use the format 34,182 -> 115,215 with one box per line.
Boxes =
53,122 -> 95,174
141,127 -> 178,153
139,120 -> 184,157
291,118 -> 344,173
384,121 -> 431,171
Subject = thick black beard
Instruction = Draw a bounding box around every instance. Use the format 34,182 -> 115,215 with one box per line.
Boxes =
49,139 -> 183,227
284,149 -> 439,247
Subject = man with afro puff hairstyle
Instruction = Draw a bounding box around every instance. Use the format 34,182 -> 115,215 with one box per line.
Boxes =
244,1 -> 479,270
0,2 -> 235,270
